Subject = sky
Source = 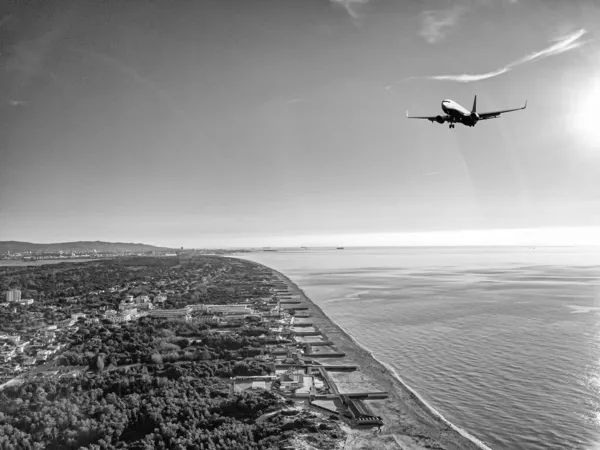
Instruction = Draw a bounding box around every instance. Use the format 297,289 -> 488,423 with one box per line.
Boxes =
1,0 -> 600,248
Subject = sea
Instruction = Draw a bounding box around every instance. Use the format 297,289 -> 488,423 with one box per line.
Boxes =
235,246 -> 600,450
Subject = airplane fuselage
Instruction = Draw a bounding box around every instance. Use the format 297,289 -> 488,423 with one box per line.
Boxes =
441,99 -> 479,127
406,95 -> 526,129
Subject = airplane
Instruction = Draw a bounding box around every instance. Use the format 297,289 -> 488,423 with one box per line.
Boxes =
406,95 -> 527,129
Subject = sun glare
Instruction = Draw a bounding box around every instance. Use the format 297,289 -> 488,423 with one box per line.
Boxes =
570,78 -> 600,146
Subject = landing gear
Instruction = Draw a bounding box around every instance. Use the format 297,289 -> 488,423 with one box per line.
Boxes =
449,123 -> 455,129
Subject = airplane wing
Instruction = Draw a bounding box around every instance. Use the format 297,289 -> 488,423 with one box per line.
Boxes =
478,101 -> 527,120
406,111 -> 448,122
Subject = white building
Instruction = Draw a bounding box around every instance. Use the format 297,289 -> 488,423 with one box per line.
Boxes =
154,295 -> 167,304
5,289 -> 21,303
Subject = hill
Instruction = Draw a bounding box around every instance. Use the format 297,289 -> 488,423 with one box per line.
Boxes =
0,241 -> 175,254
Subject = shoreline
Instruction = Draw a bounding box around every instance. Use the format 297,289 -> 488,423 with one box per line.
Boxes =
326,321 -> 493,450
237,257 -> 491,450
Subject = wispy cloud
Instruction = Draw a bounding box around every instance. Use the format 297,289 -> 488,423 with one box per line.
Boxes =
424,67 -> 511,83
390,28 -> 588,86
510,28 -> 587,66
329,0 -> 372,20
420,5 -> 467,44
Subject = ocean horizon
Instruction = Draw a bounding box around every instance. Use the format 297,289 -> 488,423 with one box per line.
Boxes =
236,246 -> 600,450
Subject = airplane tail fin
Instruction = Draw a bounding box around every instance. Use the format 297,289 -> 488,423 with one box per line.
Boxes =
471,95 -> 477,114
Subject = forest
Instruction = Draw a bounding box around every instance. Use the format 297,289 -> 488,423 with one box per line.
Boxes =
0,364 -> 344,449
0,256 -> 345,449
58,318 -> 273,373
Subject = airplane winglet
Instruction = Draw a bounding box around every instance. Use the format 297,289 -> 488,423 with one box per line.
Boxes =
523,100 -> 528,109
406,110 -> 409,118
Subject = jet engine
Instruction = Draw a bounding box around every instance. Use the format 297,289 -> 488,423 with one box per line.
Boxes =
435,115 -> 445,124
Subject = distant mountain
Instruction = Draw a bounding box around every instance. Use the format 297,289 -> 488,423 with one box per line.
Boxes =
0,241 -> 176,254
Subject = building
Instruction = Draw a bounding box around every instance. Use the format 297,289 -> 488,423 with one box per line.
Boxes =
135,301 -> 154,311
154,295 -> 167,304
195,314 -> 219,324
42,331 -> 56,343
57,318 -> 76,328
5,289 -> 21,303
36,350 -> 53,361
149,307 -> 192,321
230,375 -> 277,393
194,304 -> 253,314
135,295 -> 150,304
104,310 -> 118,319
107,309 -> 139,323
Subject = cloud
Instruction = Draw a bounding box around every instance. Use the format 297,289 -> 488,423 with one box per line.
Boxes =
426,67 -> 510,83
406,28 -> 588,84
420,5 -> 467,44
329,0 -> 372,20
509,28 -> 587,66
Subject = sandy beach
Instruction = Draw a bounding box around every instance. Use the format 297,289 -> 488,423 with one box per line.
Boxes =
258,261 -> 491,450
